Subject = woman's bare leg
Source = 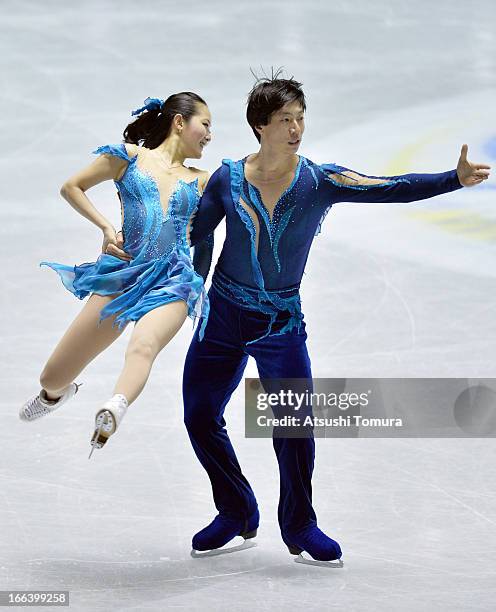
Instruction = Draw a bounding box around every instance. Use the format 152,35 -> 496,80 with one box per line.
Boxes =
113,300 -> 188,405
40,293 -> 126,399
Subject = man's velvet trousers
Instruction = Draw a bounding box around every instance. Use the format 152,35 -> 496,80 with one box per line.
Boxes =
183,286 -> 317,535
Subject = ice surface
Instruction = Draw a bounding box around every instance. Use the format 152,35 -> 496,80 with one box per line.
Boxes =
1,1 -> 496,610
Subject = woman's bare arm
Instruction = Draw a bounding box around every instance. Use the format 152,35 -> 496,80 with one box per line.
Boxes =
60,148 -> 134,259
59,153 -> 128,231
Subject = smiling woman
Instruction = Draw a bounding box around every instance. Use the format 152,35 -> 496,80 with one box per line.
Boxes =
20,93 -> 214,459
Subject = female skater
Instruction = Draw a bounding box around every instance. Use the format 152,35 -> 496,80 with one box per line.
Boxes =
20,93 -> 212,457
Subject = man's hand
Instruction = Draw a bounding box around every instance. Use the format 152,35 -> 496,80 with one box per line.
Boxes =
457,144 -> 491,187
103,229 -> 132,261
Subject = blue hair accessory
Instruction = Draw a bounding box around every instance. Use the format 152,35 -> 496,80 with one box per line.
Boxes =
131,97 -> 165,116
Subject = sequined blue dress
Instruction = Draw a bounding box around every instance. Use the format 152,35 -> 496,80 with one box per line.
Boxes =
41,144 -> 209,337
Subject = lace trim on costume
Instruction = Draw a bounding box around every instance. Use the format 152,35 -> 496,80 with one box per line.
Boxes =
272,206 -> 296,272
223,159 -> 266,290
93,144 -> 138,180
170,178 -> 200,247
315,205 -> 332,237
319,162 -> 410,190
303,158 -> 319,189
212,270 -> 303,345
312,161 -> 410,236
224,157 -> 303,277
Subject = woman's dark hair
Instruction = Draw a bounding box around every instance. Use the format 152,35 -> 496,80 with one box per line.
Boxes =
246,68 -> 306,142
123,92 -> 207,149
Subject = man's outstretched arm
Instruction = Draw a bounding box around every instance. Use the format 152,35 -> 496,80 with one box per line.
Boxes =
323,144 -> 490,204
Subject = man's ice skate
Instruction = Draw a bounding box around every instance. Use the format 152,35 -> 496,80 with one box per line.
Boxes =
190,509 -> 259,558
20,383 -> 81,422
89,394 -> 128,459
283,525 -> 344,568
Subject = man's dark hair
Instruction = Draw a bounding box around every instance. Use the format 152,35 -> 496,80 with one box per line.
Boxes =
246,67 -> 306,142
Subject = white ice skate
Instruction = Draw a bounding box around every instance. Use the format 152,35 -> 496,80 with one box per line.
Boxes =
20,383 -> 81,422
89,394 -> 128,459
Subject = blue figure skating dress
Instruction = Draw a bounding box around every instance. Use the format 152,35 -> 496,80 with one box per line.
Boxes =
41,144 -> 210,338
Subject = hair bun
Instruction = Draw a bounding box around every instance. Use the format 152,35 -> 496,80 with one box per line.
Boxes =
131,97 -> 165,116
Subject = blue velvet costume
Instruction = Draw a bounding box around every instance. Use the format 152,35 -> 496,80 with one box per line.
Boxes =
41,144 -> 209,337
183,154 -> 463,553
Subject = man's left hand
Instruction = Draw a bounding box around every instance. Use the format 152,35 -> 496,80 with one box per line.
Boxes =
457,144 -> 491,187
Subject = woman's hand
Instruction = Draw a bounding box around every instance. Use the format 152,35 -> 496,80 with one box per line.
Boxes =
102,227 -> 132,261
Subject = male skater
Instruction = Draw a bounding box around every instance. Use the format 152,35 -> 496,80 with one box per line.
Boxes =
183,74 -> 490,565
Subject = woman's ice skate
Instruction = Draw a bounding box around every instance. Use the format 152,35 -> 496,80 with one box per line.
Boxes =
89,394 -> 128,459
20,383 -> 81,422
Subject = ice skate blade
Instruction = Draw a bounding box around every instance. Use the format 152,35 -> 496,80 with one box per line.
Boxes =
191,537 -> 257,558
294,552 -> 344,568
88,411 -> 114,459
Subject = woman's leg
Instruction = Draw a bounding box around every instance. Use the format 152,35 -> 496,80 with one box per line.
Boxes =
112,300 -> 188,405
40,293 -> 125,399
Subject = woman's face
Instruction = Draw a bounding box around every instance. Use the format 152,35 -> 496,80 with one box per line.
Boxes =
180,103 -> 212,159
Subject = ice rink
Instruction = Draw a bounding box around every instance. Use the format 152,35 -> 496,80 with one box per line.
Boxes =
1,1 -> 496,610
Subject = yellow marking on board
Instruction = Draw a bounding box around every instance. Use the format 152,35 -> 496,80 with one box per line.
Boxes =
408,210 -> 496,240
385,127 -> 494,242
408,210 -> 468,221
383,127 -> 452,175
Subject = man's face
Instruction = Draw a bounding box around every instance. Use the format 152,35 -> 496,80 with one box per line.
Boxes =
258,101 -> 305,152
